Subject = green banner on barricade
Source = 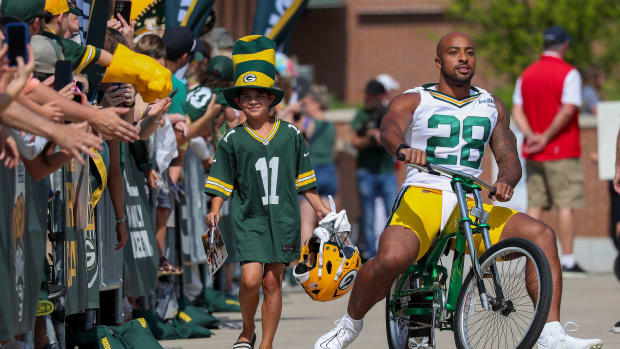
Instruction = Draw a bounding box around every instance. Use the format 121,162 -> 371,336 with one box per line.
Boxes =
123,147 -> 159,297
0,163 -> 13,340
181,150 -> 206,265
97,191 -> 124,292
0,163 -> 49,340
85,197 -> 99,309
63,159 -> 90,315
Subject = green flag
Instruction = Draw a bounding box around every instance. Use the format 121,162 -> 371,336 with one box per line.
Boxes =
123,145 -> 159,297
166,0 -> 216,38
252,0 -> 309,52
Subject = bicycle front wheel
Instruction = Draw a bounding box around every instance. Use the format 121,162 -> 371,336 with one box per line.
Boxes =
454,238 -> 552,349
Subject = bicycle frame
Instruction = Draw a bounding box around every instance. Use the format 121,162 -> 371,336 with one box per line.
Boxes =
387,164 -> 500,332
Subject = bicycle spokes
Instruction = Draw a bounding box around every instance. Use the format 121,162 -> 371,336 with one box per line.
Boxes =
455,241 -> 550,349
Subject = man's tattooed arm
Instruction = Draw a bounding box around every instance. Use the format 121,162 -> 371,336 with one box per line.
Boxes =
490,95 -> 522,188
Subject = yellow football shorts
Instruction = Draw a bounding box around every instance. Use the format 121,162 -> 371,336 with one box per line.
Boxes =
387,186 -> 518,261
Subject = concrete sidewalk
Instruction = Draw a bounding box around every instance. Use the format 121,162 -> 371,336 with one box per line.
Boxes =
161,273 -> 620,348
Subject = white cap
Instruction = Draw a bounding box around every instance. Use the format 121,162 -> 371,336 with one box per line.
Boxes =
376,74 -> 400,92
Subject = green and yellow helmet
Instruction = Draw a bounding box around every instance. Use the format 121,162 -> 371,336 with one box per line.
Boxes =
222,35 -> 284,110
293,227 -> 361,302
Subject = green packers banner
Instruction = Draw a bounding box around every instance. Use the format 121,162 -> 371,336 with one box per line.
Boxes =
61,159 -> 91,315
80,0 -> 109,101
0,163 -> 48,340
181,150 -> 207,265
97,191 -> 124,292
123,147 -> 159,297
85,195 -> 99,309
165,0 -> 216,37
252,0 -> 309,52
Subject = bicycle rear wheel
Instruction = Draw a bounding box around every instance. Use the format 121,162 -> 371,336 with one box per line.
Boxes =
454,238 -> 552,349
386,273 -> 434,349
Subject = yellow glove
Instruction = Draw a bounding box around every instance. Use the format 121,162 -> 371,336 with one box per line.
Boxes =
102,44 -> 172,103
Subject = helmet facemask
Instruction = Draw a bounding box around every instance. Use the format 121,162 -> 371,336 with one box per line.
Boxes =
293,227 -> 361,302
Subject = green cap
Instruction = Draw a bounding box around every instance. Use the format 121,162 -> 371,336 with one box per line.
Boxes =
0,0 -> 45,23
206,56 -> 233,82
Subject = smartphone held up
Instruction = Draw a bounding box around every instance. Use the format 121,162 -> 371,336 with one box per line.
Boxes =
6,22 -> 29,67
114,0 -> 132,22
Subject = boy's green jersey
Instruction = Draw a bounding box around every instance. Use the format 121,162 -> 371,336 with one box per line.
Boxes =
205,119 -> 316,263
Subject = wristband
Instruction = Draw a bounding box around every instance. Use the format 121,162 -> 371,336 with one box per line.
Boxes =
116,216 -> 126,224
396,143 -> 410,155
395,143 -> 410,161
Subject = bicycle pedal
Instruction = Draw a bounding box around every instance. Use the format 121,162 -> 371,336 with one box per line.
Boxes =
470,207 -> 489,221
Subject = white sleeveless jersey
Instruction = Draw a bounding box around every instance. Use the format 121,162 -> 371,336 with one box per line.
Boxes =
402,84 -> 498,192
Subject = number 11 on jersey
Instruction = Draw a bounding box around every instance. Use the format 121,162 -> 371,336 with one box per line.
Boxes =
255,157 -> 279,205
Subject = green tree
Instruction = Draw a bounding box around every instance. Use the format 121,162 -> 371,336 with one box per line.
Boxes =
448,0 -> 620,82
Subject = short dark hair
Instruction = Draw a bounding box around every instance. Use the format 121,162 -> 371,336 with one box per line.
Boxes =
0,16 -> 21,31
543,41 -> 564,51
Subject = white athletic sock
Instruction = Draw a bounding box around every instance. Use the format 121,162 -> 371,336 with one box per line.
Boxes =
540,321 -> 562,339
343,313 -> 363,331
561,254 -> 576,268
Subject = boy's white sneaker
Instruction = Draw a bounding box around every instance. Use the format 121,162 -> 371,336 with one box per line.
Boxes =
314,315 -> 362,349
537,322 -> 602,349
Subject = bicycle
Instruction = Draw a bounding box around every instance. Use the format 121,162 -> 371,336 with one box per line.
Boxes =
385,162 -> 553,349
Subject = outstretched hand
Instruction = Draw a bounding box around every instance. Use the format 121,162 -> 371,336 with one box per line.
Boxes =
93,107 -> 139,141
144,97 -> 172,122
50,122 -> 103,164
203,95 -> 223,119
0,44 -> 35,98
0,131 -> 20,169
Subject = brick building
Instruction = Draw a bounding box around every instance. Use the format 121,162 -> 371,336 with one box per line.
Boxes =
288,0 -> 505,103
216,0 -> 500,103
214,1 -> 613,240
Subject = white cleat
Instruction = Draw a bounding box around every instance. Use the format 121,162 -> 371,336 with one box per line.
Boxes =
314,316 -> 362,349
537,322 -> 603,349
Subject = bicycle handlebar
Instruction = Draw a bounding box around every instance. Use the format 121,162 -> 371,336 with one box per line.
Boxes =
397,153 -> 497,196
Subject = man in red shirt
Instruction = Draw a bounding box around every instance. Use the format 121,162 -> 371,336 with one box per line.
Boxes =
512,26 -> 585,274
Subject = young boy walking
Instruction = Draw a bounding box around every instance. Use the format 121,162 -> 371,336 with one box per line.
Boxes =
205,35 -> 330,349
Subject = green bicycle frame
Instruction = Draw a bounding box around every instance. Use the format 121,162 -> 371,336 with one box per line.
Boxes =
387,175 -> 495,331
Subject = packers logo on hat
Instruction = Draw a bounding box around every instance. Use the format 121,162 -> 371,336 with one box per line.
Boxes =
243,74 -> 257,83
222,35 -> 284,110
